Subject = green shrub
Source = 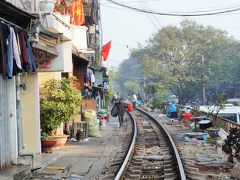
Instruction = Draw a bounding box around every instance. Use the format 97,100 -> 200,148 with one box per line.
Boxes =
40,78 -> 82,136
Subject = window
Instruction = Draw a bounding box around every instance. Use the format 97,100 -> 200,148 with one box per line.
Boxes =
219,113 -> 237,123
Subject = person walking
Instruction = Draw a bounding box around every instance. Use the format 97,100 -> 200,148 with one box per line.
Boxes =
132,93 -> 137,110
116,98 -> 126,127
137,93 -> 143,106
168,101 -> 177,118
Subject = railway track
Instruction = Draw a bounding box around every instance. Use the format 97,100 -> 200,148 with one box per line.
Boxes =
101,109 -> 186,180
120,109 -> 185,180
99,112 -> 135,180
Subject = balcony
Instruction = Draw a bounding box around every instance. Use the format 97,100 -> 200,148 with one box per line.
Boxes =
41,13 -> 72,41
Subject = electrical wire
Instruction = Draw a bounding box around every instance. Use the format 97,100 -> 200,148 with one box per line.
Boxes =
137,0 -> 159,32
101,0 -> 239,13
142,0 -> 162,28
106,0 -> 240,16
101,0 -> 162,5
20,0 -> 28,10
102,3 -> 240,17
101,4 -> 133,12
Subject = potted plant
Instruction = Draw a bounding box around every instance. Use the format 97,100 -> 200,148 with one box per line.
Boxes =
41,132 -> 57,153
40,77 -> 82,148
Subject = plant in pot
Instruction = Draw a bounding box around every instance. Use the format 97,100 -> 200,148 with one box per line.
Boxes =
40,77 -> 82,148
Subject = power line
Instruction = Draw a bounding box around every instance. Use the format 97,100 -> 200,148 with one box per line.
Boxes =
137,0 -> 159,32
101,0 -> 162,5
102,3 -> 240,17
102,0 -> 240,14
140,0 -> 163,29
106,0 -> 240,16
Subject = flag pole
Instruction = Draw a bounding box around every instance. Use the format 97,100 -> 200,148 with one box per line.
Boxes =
107,53 -> 109,68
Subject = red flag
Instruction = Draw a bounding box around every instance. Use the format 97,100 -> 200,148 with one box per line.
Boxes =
70,0 -> 85,26
101,41 -> 112,61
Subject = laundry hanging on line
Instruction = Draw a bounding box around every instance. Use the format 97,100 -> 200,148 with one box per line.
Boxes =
0,21 -> 36,79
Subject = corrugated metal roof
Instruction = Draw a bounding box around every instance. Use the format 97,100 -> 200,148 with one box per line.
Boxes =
0,0 -> 37,29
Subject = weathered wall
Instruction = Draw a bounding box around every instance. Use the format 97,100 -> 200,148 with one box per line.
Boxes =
0,75 -> 18,169
21,73 -> 41,154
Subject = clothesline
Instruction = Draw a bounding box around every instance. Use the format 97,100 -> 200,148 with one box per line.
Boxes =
0,16 -> 23,30
0,19 -> 36,79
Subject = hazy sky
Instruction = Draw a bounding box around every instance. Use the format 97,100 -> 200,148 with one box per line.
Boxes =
100,0 -> 240,67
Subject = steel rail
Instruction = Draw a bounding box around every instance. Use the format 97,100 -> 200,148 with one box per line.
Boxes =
137,108 -> 187,180
114,111 -> 137,180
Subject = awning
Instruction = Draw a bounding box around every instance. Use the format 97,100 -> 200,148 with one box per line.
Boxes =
72,50 -> 90,64
0,0 -> 37,29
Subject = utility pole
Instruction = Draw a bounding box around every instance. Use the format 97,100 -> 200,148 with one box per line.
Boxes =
143,76 -> 146,101
201,53 -> 206,105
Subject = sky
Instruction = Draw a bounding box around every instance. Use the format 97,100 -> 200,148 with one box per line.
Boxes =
100,0 -> 240,68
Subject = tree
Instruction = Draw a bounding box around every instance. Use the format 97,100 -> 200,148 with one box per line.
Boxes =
207,93 -> 226,124
123,80 -> 141,96
115,56 -> 143,96
130,20 -> 240,104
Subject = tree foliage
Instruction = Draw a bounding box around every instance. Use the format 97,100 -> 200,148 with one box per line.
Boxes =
117,20 -> 240,104
123,80 -> 141,95
116,57 -> 143,96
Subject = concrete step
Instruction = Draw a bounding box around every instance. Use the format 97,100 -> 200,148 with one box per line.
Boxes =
0,164 -> 31,180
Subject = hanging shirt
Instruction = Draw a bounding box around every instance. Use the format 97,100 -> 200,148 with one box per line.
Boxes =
11,28 -> 21,69
19,31 -> 28,65
0,22 -> 7,75
26,36 -> 36,72
6,26 -> 13,78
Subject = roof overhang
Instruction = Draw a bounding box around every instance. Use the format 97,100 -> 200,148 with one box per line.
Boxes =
32,42 -> 58,57
0,0 -> 37,29
72,50 -> 90,64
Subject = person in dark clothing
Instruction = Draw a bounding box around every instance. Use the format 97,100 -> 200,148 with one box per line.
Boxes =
116,98 -> 126,127
137,93 -> 143,106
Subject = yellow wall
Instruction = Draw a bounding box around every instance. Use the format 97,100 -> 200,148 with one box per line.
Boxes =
38,72 -> 63,135
38,72 -> 61,86
21,73 -> 41,154
21,72 -> 61,154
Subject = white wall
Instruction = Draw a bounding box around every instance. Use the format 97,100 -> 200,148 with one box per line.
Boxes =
0,75 -> 18,168
71,25 -> 88,51
63,41 -> 73,73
